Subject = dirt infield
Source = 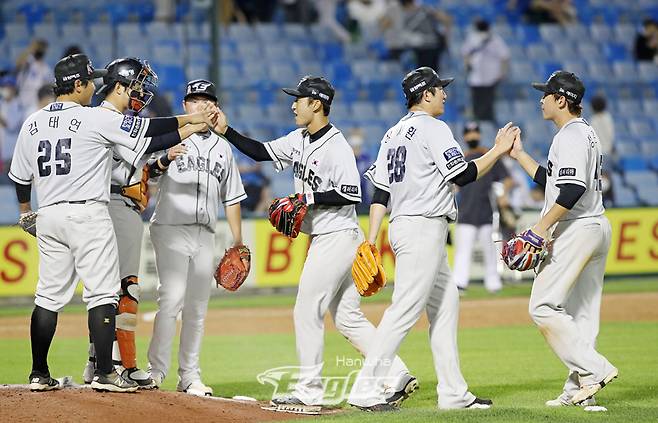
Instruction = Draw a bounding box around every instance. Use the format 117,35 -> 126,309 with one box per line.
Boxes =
0,388 -> 308,422
1,291 -> 657,340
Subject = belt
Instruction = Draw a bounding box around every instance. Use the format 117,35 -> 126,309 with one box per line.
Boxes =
110,185 -> 122,194
52,199 -> 90,205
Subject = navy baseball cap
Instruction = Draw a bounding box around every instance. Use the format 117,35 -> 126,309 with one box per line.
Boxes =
54,54 -> 106,86
282,76 -> 335,106
402,67 -> 453,101
463,121 -> 480,134
532,71 -> 585,104
184,79 -> 218,103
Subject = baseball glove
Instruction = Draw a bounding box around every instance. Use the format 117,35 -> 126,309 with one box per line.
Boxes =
215,245 -> 251,291
18,211 -> 37,237
352,241 -> 387,297
268,194 -> 308,238
501,229 -> 547,271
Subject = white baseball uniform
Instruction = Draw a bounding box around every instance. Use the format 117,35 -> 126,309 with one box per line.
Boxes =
349,111 -> 479,409
147,131 -> 246,388
264,125 -> 410,406
529,117 -> 616,396
9,101 -> 152,312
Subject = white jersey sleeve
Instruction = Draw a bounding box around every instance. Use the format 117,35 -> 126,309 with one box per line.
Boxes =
8,127 -> 33,185
364,133 -> 392,193
425,120 -> 468,181
221,145 -> 247,205
555,134 -> 588,188
330,143 -> 362,202
92,111 -> 151,168
264,129 -> 304,171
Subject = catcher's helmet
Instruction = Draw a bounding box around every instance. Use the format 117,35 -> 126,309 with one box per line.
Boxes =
96,57 -> 158,113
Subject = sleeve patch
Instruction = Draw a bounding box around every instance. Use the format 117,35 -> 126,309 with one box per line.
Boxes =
129,117 -> 143,138
120,115 -> 135,132
443,147 -> 463,161
558,167 -> 576,177
446,156 -> 465,170
340,184 -> 359,195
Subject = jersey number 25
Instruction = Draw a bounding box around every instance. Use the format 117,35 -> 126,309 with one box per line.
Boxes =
37,138 -> 72,177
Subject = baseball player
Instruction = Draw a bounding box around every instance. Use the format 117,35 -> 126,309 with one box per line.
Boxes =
348,67 -> 518,411
9,54 -> 215,392
82,57 -> 205,389
509,71 -> 617,406
212,76 -> 415,411
146,79 -> 247,397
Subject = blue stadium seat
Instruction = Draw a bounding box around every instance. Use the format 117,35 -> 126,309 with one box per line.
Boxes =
628,118 -> 654,138
620,155 -> 649,171
538,24 -> 562,42
283,24 -> 308,41
263,43 -> 289,61
625,170 -> 658,188
188,41 -> 211,65
4,22 -> 30,42
254,23 -> 282,41
589,24 -> 613,41
0,186 -> 20,224
351,102 -> 379,121
615,140 -> 641,156
186,64 -> 209,81
146,22 -> 183,42
156,65 -> 186,91
613,185 -> 638,207
227,24 -> 256,42
236,43 -> 262,60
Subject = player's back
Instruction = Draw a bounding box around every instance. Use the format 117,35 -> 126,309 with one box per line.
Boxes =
12,102 -> 120,208
371,111 -> 465,221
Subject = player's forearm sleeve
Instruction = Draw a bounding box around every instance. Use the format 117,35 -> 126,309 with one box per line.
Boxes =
450,161 -> 477,186
15,182 -> 31,203
145,130 -> 182,154
371,187 -> 390,206
224,127 -> 271,161
145,117 -> 179,137
313,190 -> 359,206
148,153 -> 172,178
533,166 -> 547,188
556,183 -> 586,209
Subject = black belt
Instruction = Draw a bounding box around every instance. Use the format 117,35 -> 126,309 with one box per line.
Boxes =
52,200 -> 90,205
110,185 -> 122,194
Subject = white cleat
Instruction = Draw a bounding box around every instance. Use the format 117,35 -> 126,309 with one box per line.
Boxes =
546,393 -> 596,407
177,380 -> 213,397
571,368 -> 618,405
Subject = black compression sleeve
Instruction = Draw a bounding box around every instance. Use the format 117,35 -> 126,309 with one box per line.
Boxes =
556,183 -> 586,209
450,161 -> 478,187
145,130 -> 182,154
145,117 -> 179,137
534,166 -> 547,188
313,190 -> 360,206
224,127 -> 272,161
15,182 -> 31,203
371,187 -> 390,206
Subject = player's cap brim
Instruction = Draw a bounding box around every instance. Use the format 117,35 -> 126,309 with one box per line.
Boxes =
532,82 -> 549,92
184,92 -> 218,102
282,87 -> 304,98
438,77 -> 454,87
91,69 -> 107,79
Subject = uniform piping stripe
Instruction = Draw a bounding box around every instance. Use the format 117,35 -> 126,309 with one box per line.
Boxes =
8,171 -> 31,184
264,142 -> 286,170
223,192 -> 248,205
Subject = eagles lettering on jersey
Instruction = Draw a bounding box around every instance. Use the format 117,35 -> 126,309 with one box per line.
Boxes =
293,160 -> 322,191
175,154 -> 224,181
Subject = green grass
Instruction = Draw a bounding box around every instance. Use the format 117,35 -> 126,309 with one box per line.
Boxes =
1,277 -> 657,422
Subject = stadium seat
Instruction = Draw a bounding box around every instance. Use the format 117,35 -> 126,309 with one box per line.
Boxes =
613,185 -> 638,207
619,155 -> 649,171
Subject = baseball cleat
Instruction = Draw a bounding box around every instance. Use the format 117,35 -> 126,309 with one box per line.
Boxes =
385,374 -> 419,408
177,380 -> 213,397
571,368 -> 618,405
91,370 -> 138,393
546,393 -> 596,407
353,403 -> 399,412
122,367 -> 157,389
29,372 -> 62,392
465,397 -> 493,409
269,395 -> 322,414
82,360 -> 95,384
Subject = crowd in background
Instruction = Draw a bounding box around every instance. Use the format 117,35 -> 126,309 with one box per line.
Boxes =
2,0 -> 657,214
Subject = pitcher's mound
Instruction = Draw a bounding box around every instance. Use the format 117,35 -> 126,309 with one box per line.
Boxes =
0,387 -> 316,422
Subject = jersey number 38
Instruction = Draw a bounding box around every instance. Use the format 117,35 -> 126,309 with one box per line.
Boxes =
387,146 -> 407,184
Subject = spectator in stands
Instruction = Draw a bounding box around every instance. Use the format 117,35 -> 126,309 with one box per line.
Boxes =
281,0 -> 317,24
15,39 -> 53,113
313,0 -> 351,43
347,127 -> 372,214
347,0 -> 388,41
589,95 -> 614,160
462,19 -> 510,123
381,0 -> 452,69
452,122 -> 511,294
236,150 -> 271,215
234,0 -> 277,23
520,0 -> 576,26
37,85 -> 55,109
527,184 -> 545,209
634,19 -> 658,62
155,0 -> 175,22
0,75 -> 26,174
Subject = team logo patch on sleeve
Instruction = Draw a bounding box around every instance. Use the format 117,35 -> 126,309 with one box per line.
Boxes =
558,167 -> 576,177
443,147 -> 463,161
129,117 -> 143,138
120,115 -> 135,133
49,103 -> 63,111
340,184 -> 359,195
